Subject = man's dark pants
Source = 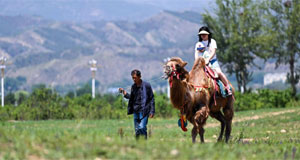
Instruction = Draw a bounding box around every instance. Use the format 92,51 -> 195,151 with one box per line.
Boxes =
133,112 -> 149,139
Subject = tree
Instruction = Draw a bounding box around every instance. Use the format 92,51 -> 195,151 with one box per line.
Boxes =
14,90 -> 29,106
4,76 -> 27,93
263,0 -> 300,97
4,92 -> 15,105
202,0 -> 267,92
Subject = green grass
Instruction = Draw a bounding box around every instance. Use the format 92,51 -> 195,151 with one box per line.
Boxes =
0,107 -> 300,159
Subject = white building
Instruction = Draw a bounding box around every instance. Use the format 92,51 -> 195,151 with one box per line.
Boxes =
263,73 -> 287,86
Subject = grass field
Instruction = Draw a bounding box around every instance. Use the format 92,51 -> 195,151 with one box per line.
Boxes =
0,107 -> 300,160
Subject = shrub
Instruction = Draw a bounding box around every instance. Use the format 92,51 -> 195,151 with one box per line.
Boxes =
154,93 -> 177,118
0,88 -> 298,121
234,89 -> 293,111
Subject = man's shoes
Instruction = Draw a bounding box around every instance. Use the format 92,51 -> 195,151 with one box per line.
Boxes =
135,134 -> 147,140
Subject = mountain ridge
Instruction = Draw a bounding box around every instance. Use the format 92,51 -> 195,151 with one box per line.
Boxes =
0,10 -> 286,92
0,11 -> 200,91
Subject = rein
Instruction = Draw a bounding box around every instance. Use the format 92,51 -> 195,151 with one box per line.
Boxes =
192,84 -> 209,91
179,101 -> 188,132
203,66 -> 218,105
167,66 -> 188,132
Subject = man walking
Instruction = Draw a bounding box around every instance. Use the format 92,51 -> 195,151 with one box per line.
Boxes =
119,69 -> 155,139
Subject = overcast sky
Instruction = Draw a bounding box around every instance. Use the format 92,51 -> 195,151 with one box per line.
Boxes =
0,0 -> 216,22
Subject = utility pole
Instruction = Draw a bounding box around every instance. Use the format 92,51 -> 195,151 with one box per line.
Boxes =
163,57 -> 171,99
0,57 -> 7,107
89,59 -> 97,99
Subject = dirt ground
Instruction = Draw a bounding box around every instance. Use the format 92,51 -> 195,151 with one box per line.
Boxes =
206,109 -> 297,128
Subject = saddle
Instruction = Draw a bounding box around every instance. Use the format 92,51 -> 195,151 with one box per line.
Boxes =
204,66 -> 231,98
205,65 -> 218,79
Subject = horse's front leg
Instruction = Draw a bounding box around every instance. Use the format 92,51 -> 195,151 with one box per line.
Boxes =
199,127 -> 205,143
191,125 -> 198,143
194,106 -> 209,143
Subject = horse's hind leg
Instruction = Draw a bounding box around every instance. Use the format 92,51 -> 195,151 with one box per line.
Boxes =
210,111 -> 226,142
224,119 -> 232,143
223,97 -> 234,143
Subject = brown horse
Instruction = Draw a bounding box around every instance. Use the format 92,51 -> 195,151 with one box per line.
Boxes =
164,57 -> 234,143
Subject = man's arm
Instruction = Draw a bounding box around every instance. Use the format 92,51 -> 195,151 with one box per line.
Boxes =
124,92 -> 130,99
119,88 -> 130,99
148,85 -> 155,118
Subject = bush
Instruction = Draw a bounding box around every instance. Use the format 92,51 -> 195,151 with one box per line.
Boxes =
0,87 -> 298,121
234,89 -> 293,111
154,93 -> 177,118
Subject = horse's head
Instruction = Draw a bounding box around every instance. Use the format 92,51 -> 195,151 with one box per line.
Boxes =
163,57 -> 189,81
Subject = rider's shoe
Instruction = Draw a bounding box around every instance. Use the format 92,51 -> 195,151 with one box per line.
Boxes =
225,85 -> 232,95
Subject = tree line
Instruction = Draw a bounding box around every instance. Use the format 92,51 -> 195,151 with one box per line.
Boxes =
0,85 -> 298,121
202,0 -> 300,96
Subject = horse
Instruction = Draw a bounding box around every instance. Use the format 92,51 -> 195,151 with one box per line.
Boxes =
163,57 -> 234,143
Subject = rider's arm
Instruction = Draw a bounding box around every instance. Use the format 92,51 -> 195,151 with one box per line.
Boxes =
206,39 -> 217,63
207,48 -> 216,61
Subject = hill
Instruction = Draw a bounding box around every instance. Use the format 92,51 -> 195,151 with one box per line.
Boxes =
0,10 -> 290,93
0,11 -> 201,92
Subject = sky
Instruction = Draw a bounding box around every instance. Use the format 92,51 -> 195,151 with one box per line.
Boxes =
0,0 -> 216,22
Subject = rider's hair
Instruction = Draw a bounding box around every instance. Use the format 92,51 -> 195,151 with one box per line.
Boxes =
198,26 -> 212,47
131,69 -> 141,77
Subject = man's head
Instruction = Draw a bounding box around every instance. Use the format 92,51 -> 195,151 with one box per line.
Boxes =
131,69 -> 142,84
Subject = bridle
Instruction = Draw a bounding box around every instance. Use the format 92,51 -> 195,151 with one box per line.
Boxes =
166,64 -> 188,132
168,65 -> 182,88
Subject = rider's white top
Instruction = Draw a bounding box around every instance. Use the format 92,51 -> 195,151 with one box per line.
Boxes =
194,38 -> 218,61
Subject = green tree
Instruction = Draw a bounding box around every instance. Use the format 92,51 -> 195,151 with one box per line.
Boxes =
14,90 -> 29,106
26,86 -> 63,120
202,0 -> 267,92
4,92 -> 15,105
154,93 -> 176,118
4,76 -> 26,93
263,0 -> 300,97
76,84 -> 92,97
75,80 -> 100,97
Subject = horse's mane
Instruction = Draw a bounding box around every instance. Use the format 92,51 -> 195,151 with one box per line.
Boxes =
192,57 -> 206,71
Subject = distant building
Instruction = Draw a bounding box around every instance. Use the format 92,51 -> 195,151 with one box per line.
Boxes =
263,73 -> 287,86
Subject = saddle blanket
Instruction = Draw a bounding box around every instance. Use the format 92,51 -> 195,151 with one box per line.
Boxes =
217,80 -> 232,97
